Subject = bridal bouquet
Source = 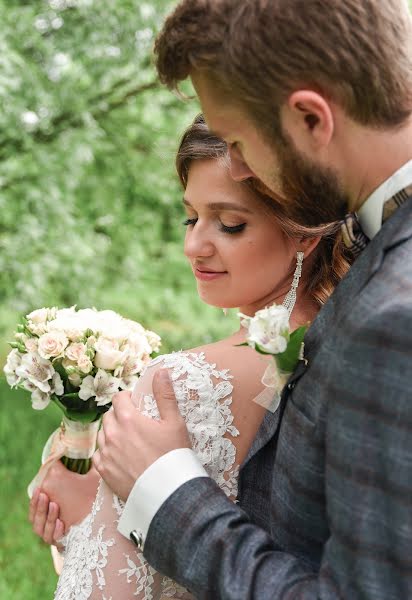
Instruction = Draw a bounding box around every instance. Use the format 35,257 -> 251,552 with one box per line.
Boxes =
4,306 -> 161,486
239,304 -> 307,412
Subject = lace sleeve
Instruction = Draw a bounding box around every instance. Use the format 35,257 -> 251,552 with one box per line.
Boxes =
54,351 -> 240,600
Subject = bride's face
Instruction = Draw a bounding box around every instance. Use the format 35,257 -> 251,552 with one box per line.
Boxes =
183,158 -> 298,315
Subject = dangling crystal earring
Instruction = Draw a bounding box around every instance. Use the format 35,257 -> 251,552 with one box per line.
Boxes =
282,251 -> 304,317
222,308 -> 228,316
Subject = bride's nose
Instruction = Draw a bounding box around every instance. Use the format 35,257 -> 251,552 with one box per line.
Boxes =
184,223 -> 215,260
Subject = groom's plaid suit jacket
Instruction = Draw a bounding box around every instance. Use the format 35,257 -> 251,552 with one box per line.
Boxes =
144,197 -> 412,599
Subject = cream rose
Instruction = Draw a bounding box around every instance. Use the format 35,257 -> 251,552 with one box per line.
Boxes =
94,337 -> 124,371
66,342 -> 87,362
38,331 -> 69,359
78,355 -> 93,374
24,338 -> 39,353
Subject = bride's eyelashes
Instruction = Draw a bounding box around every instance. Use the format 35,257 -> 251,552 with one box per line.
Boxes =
219,222 -> 246,234
182,217 -> 198,226
182,217 -> 246,235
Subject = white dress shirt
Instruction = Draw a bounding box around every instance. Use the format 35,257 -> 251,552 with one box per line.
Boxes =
118,159 -> 412,547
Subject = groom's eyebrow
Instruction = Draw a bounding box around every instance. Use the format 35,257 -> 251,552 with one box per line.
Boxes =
183,198 -> 252,213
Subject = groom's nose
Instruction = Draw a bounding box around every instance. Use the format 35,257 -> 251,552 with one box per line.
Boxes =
228,145 -> 255,181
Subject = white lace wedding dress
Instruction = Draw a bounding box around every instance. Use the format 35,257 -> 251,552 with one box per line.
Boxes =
54,351 -> 242,600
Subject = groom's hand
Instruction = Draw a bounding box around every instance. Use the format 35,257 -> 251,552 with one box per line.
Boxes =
93,369 -> 191,501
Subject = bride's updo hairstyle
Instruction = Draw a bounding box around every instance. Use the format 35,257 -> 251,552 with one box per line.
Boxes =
176,114 -> 351,306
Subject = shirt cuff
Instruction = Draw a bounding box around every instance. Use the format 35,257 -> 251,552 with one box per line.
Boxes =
117,448 -> 209,547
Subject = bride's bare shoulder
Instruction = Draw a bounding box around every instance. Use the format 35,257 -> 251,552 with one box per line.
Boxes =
185,336 -> 270,397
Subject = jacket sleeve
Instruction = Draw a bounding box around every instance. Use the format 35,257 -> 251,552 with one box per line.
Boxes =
142,296 -> 412,599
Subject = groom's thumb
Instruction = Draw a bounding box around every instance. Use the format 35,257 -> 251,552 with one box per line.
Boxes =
152,368 -> 181,421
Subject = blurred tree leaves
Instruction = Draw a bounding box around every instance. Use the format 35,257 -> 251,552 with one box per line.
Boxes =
0,1 -> 234,358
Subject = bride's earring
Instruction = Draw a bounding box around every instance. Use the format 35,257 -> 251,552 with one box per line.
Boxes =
282,251 -> 304,317
222,308 -> 228,316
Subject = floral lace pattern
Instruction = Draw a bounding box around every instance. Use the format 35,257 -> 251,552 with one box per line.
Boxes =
55,351 -> 240,600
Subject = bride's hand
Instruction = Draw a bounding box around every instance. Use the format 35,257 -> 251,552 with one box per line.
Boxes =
29,460 -> 100,543
29,487 -> 65,549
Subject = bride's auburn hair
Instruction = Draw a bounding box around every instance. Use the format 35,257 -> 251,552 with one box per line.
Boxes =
176,114 -> 352,307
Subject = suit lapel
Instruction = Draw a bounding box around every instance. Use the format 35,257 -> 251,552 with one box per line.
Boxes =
241,197 -> 412,469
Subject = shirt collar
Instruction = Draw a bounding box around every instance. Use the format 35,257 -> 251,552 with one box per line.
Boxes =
357,159 -> 412,240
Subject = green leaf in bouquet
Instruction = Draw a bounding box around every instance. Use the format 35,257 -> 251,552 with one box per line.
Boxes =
275,325 -> 307,373
8,341 -> 26,352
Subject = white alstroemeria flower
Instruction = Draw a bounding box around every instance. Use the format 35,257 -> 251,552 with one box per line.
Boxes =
115,353 -> 144,390
15,352 -> 55,393
79,369 -> 120,406
3,349 -> 23,387
22,371 -> 62,410
31,388 -> 50,410
94,337 -> 124,371
50,371 -> 64,396
239,304 -> 290,355
38,330 -> 69,359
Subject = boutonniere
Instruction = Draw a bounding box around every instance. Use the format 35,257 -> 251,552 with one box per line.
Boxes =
238,304 -> 308,412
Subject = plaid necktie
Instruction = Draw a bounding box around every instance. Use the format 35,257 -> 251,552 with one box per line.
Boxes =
341,184 -> 412,257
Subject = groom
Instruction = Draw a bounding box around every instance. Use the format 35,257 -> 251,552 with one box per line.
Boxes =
94,1 -> 412,597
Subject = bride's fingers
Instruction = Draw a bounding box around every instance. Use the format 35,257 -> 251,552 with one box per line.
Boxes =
32,492 -> 50,538
42,502 -> 59,545
29,487 -> 40,523
53,518 -> 65,545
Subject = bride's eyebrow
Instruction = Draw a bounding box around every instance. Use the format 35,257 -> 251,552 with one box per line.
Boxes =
182,198 -> 252,213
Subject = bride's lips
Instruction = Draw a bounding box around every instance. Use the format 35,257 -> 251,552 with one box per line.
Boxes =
194,267 -> 227,281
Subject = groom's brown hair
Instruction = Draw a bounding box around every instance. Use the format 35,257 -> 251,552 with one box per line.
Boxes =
155,0 -> 412,137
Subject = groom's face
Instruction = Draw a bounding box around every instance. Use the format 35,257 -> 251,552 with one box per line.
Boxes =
192,72 -> 348,226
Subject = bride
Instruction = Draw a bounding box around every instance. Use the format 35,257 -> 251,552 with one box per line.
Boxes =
29,114 -> 350,599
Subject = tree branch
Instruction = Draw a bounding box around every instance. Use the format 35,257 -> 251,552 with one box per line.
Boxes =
0,79 -> 160,163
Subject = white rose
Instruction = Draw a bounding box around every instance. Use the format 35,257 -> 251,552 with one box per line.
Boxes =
65,342 -> 86,362
48,318 -> 85,342
38,331 -> 69,359
242,304 -> 290,355
27,308 -> 49,324
146,330 -> 161,353
26,307 -> 56,336
126,334 -> 152,358
94,337 -> 123,371
68,372 -> 82,386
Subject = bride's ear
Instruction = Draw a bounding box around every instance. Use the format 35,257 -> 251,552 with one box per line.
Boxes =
296,235 -> 322,258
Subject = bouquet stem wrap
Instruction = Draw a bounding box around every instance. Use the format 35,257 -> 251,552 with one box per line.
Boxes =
27,416 -> 100,498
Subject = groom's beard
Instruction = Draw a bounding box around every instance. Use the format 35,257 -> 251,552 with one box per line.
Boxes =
252,132 -> 350,227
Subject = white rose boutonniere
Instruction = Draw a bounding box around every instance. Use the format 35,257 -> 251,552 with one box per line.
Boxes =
239,304 -> 308,412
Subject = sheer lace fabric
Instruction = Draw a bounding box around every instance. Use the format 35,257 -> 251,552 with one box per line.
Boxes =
55,352 -> 241,600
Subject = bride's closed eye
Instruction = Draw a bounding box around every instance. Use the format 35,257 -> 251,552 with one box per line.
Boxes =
182,218 -> 246,235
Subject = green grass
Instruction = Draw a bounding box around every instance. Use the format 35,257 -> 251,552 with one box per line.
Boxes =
0,378 -> 62,598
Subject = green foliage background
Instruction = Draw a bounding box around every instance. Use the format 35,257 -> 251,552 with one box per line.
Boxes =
0,1 -> 236,596
2,1 -> 411,597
